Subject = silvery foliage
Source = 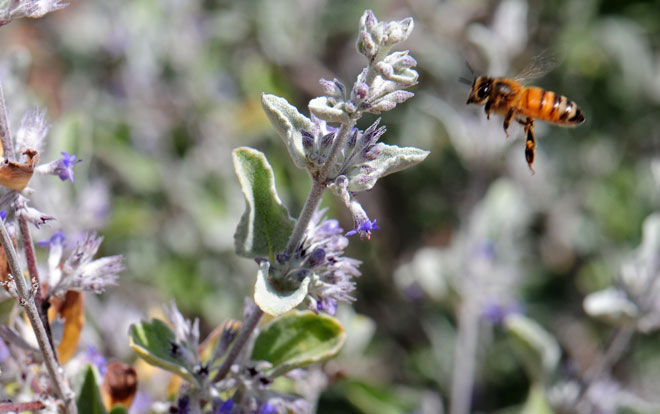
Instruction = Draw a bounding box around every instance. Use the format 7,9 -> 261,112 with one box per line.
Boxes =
0,0 -> 67,26
584,213 -> 660,332
262,10 -> 428,239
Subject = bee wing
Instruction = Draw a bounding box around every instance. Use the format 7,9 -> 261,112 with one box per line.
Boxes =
513,50 -> 563,82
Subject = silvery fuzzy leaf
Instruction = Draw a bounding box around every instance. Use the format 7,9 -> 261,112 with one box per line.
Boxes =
583,287 -> 639,325
261,93 -> 313,169
233,147 -> 296,259
308,96 -> 350,124
345,144 -> 429,192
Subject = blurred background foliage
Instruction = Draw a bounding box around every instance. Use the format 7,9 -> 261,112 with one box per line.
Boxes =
2,0 -> 660,412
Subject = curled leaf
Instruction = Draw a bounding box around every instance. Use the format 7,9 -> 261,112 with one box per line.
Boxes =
308,96 -> 350,124
254,260 -> 310,316
48,290 -> 84,364
0,149 -> 39,191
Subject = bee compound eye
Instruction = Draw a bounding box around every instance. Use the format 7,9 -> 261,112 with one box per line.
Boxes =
478,84 -> 489,99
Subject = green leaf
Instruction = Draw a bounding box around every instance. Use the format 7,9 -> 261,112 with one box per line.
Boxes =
77,365 -> 106,414
346,144 -> 429,192
261,93 -> 313,169
334,379 -> 417,414
253,261 -> 311,316
233,147 -> 296,259
128,319 -> 198,386
521,382 -> 553,414
251,310 -> 345,376
504,314 -> 560,384
108,407 -> 129,414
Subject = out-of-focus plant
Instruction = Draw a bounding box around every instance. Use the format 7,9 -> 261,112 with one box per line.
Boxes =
0,2 -> 125,414
128,9 -> 427,413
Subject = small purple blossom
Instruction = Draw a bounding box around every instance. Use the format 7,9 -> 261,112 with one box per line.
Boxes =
55,152 -> 83,182
0,338 -> 10,362
85,345 -> 107,376
346,219 -> 379,239
37,230 -> 67,248
316,297 -> 338,315
0,211 -> 5,221
215,398 -> 234,414
177,396 -> 191,414
258,402 -> 277,414
481,302 -> 523,326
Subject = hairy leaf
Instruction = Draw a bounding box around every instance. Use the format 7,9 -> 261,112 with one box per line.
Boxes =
128,319 -> 198,386
251,310 -> 345,376
233,147 -> 295,259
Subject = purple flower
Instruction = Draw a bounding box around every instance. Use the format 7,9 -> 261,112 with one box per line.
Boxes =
316,297 -> 338,315
0,338 -> 10,362
0,211 -> 5,221
301,209 -> 362,312
86,344 -> 107,376
215,399 -> 234,414
54,152 -> 83,182
481,301 -> 523,325
37,230 -> 67,248
258,402 -> 277,414
177,396 -> 190,414
346,219 -> 380,239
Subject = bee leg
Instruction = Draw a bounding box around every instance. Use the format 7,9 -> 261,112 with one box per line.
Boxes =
503,108 -> 515,137
523,119 -> 536,174
484,101 -> 492,119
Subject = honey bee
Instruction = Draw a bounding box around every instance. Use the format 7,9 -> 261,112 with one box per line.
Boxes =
465,59 -> 585,173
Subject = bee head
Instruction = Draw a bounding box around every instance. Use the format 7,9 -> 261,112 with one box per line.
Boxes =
466,76 -> 491,105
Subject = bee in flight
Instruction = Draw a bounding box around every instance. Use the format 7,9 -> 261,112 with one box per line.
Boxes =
464,58 -> 585,173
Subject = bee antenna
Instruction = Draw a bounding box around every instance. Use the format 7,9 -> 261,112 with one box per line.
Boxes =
458,76 -> 473,85
465,60 -> 475,76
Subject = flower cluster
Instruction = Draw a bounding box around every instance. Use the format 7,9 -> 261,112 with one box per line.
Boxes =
39,231 -> 124,297
273,208 -> 362,314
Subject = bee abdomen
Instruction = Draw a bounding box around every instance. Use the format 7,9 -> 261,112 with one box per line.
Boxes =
520,88 -> 585,126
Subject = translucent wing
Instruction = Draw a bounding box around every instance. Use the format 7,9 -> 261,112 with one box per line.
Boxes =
513,50 -> 564,82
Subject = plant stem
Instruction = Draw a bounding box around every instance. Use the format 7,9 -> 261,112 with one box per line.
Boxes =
284,120 -> 356,256
0,80 -> 16,161
212,305 -> 264,383
0,401 -> 46,412
0,217 -> 77,414
449,297 -> 479,414
576,325 -> 635,408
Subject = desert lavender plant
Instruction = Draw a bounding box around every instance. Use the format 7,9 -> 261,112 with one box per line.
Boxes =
129,10 -> 427,413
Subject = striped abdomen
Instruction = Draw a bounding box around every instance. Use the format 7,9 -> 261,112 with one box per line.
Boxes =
517,87 -> 585,126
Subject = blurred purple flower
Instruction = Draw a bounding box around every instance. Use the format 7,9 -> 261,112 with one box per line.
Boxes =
258,402 -> 277,414
177,396 -> 190,414
481,301 -> 523,325
35,151 -> 83,183
215,399 -> 234,414
0,338 -> 10,362
55,152 -> 83,182
37,230 -> 67,248
85,344 -> 107,376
